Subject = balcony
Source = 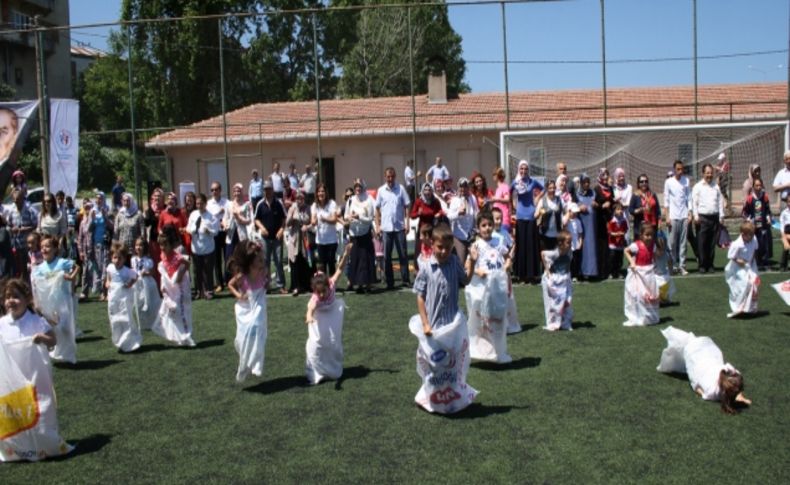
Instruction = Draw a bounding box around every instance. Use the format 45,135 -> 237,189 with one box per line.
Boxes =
22,0 -> 55,13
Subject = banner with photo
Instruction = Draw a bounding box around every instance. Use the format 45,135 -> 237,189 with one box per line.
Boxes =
0,100 -> 39,196
49,99 -> 79,198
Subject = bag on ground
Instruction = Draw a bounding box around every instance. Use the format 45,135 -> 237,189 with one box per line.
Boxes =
305,298 -> 344,385
465,273 -> 512,363
656,326 -> 695,374
771,279 -> 790,306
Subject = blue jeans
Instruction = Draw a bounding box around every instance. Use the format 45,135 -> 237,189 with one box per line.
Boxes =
383,230 -> 409,287
264,238 -> 286,289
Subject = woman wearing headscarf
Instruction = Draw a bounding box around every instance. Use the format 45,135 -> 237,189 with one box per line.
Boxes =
742,164 -> 761,200
158,192 -> 188,253
510,160 -> 544,283
557,174 -> 573,209
346,180 -> 377,293
576,174 -> 598,279
613,167 -> 633,209
285,190 -> 313,296
226,183 -> 253,263
535,179 -> 564,250
410,182 -> 444,269
629,173 -> 661,240
11,169 -> 27,198
113,192 -> 144,251
88,191 -> 113,300
594,167 -> 615,278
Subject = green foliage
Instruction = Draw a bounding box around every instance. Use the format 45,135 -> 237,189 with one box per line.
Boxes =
77,135 -> 133,192
0,82 -> 16,101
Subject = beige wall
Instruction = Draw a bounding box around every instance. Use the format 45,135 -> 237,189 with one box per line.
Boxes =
163,131 -> 502,202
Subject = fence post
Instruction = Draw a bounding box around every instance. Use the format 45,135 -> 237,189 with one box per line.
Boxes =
126,24 -> 140,202
600,0 -> 608,127
312,11 -> 323,184
693,0 -> 698,123
408,6 -> 417,174
218,16 -> 230,190
33,16 -> 49,192
500,2 -> 510,131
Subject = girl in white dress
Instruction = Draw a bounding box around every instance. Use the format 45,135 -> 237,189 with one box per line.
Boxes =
151,229 -> 194,347
623,223 -> 660,327
541,230 -> 574,331
105,242 -> 141,352
131,237 -> 161,330
657,326 -> 752,414
725,222 -> 760,318
227,241 -> 268,383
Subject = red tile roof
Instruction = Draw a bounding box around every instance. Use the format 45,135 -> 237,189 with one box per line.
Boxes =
146,83 -> 788,148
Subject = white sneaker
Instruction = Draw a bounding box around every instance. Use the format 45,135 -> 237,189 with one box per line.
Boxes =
680,268 -> 688,276
726,312 -> 737,319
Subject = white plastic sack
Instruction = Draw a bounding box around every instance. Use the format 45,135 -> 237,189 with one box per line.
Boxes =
305,298 -> 345,385
234,288 -> 268,383
656,326 -> 695,374
725,261 -> 760,315
152,268 -> 195,347
134,275 -> 161,330
623,265 -> 660,327
409,313 -> 478,414
771,279 -> 790,306
479,271 -> 509,322
108,283 -> 142,352
541,271 -> 573,331
32,271 -> 77,363
0,337 -> 73,462
465,275 -> 512,363
505,292 -> 521,334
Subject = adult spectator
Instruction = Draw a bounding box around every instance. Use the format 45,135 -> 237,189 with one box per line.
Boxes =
448,178 -> 478,264
111,175 -> 125,213
491,167 -> 512,232
594,168 -> 615,278
282,176 -> 297,212
557,161 -> 575,195
629,174 -> 661,240
285,191 -> 313,296
692,163 -> 724,273
113,193 -> 144,252
181,191 -> 196,256
249,169 -> 263,211
158,192 -> 188,247
773,150 -> 790,201
5,188 -> 35,280
576,174 -> 598,280
255,181 -> 287,293
715,152 -> 731,212
511,160 -> 544,283
287,163 -> 300,192
612,167 -> 633,208
470,172 -> 493,211
227,183 -> 254,264
311,183 -> 340,276
425,156 -> 450,185
270,161 -> 285,200
300,164 -> 317,206
207,182 -> 231,291
375,166 -> 411,289
535,179 -> 564,250
0,214 -> 11,279
88,192 -> 113,300
346,180 -> 376,293
143,188 -> 164,274
11,170 -> 27,198
404,159 -> 419,203
77,200 -> 94,298
410,182 -> 444,270
557,174 -> 573,208
38,193 -> 68,242
663,160 -> 692,275
742,164 -> 761,200
187,193 -> 219,300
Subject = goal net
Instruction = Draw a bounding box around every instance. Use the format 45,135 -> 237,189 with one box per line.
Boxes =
500,121 -> 788,205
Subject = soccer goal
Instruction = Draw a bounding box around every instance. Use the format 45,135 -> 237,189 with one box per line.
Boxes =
499,121 -> 789,204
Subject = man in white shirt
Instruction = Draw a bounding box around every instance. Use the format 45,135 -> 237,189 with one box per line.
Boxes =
287,163 -> 300,192
270,161 -> 285,200
425,156 -> 450,185
249,169 -> 263,212
300,164 -> 317,206
404,159 -> 420,204
772,150 -> 790,202
691,164 -> 724,273
663,160 -> 692,274
375,167 -> 411,289
206,181 -> 232,290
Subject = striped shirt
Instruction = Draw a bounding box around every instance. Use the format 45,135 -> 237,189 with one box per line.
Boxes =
413,254 -> 466,329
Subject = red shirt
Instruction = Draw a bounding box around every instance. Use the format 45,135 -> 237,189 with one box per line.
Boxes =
410,197 -> 443,229
634,240 -> 655,266
607,217 -> 628,249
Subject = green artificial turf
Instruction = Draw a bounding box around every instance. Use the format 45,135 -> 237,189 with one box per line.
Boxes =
4,250 -> 790,483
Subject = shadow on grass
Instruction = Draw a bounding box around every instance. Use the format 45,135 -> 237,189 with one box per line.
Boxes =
443,403 -> 525,420
472,356 -> 541,371
660,301 -> 680,308
76,335 -> 104,343
516,324 -> 539,333
244,375 -> 309,395
44,434 -> 112,462
194,339 -> 225,349
54,360 -> 122,371
572,321 -> 596,330
334,365 -> 399,390
730,310 -> 770,320
663,372 -> 689,382
134,339 -> 224,354
659,317 -> 675,324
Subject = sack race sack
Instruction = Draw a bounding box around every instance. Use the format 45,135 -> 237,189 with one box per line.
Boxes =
133,275 -> 161,330
152,266 -> 195,347
234,288 -> 268,382
0,338 -> 73,462
32,271 -> 77,364
725,261 -> 760,315
623,265 -> 660,327
541,270 -> 573,331
305,298 -> 345,385
465,273 -> 512,363
409,313 -> 478,414
656,326 -> 695,374
771,279 -> 790,306
108,282 -> 142,352
505,291 -> 521,334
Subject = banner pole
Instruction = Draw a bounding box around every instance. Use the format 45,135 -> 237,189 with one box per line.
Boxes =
34,16 -> 50,192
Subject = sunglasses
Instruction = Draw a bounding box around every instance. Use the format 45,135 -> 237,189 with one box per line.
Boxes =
638,179 -> 648,184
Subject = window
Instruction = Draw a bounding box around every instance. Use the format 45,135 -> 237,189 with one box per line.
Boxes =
11,11 -> 33,30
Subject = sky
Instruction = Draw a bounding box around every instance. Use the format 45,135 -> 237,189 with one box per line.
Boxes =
69,0 -> 790,93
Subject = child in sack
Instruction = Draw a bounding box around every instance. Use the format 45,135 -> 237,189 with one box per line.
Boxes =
465,211 -> 512,363
152,226 -> 195,347
725,221 -> 760,318
410,223 -> 477,414
654,224 -> 675,304
131,237 -> 161,330
105,242 -> 141,353
304,244 -> 350,385
541,230 -> 574,331
607,202 -> 628,278
623,223 -> 660,327
228,241 -> 269,382
491,207 -> 521,334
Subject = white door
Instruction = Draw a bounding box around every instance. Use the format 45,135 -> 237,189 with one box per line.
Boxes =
205,161 -> 228,195
457,149 -> 481,181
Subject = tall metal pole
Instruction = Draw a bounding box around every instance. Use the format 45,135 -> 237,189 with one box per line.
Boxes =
312,12 -> 323,183
408,6 -> 417,172
786,0 -> 790,122
218,17 -> 230,189
33,17 -> 49,192
600,0 -> 608,127
126,25 -> 140,201
501,2 -> 511,130
693,0 -> 699,122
